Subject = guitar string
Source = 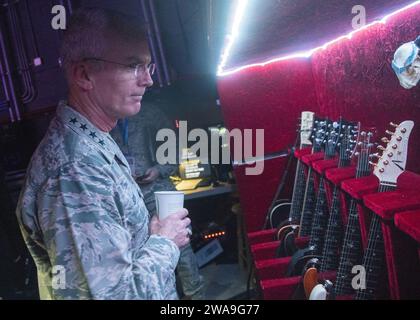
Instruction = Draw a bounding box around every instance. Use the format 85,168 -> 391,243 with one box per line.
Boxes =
329,132 -> 371,294
336,137 -> 371,294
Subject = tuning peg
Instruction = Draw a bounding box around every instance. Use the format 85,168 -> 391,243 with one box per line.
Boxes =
389,122 -> 398,128
381,137 -> 390,143
369,153 -> 380,159
387,152 -> 393,158
377,145 -> 386,151
354,152 -> 360,157
385,130 -> 394,135
369,161 -> 377,167
379,168 -> 385,173
383,160 -> 389,165
396,136 -> 402,142
401,128 -> 407,134
392,144 -> 398,149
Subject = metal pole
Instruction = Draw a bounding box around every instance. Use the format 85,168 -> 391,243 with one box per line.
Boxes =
140,0 -> 164,87
148,0 -> 171,86
0,21 -> 20,121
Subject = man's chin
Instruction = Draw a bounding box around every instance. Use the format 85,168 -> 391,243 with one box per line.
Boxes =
125,102 -> 142,116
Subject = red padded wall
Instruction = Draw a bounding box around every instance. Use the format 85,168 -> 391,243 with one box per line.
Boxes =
218,59 -> 319,231
218,4 -> 420,232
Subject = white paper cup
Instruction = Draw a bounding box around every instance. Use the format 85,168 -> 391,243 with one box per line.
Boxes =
154,191 -> 185,220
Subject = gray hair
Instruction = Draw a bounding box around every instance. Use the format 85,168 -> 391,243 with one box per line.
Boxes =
60,7 -> 147,72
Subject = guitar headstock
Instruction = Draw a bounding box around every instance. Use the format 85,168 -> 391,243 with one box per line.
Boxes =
300,111 -> 315,147
354,126 -> 376,158
310,118 -> 328,152
324,120 -> 340,158
337,121 -> 360,162
371,121 -> 414,184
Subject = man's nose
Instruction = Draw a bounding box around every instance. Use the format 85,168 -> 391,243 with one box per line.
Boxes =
138,71 -> 154,88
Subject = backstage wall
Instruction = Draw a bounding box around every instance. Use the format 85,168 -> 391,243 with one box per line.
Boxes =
218,3 -> 420,232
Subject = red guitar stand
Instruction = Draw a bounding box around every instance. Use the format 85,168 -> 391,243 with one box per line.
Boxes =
362,171 -> 420,299
256,165 -> 358,299
394,209 -> 420,267
250,155 -> 338,261
247,147 -> 316,246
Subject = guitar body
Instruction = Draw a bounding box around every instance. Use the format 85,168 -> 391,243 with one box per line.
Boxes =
309,279 -> 333,300
304,267 -> 319,299
309,284 -> 328,300
269,201 -> 292,229
275,226 -> 299,257
285,247 -> 320,277
290,257 -> 321,299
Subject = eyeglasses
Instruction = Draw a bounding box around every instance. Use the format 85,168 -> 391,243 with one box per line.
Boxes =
82,57 -> 156,78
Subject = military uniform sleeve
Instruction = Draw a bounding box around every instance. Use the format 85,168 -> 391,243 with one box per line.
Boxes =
37,161 -> 180,300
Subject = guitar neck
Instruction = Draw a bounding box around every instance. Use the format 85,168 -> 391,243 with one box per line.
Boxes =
308,176 -> 329,255
334,199 -> 363,296
299,169 -> 317,237
289,160 -> 307,223
355,183 -> 396,300
355,214 -> 385,300
355,151 -> 370,179
320,186 -> 344,272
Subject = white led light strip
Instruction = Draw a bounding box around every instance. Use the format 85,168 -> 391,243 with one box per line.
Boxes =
217,0 -> 249,76
217,0 -> 420,77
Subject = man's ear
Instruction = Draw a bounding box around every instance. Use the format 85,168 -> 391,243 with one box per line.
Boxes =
71,63 -> 94,91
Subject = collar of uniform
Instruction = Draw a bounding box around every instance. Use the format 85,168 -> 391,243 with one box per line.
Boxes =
56,100 -> 120,164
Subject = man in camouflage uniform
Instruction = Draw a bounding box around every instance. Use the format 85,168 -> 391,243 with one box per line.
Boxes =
15,8 -> 191,299
111,101 -> 205,300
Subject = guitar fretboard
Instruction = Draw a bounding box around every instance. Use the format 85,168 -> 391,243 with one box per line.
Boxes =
355,183 -> 395,300
289,159 -> 307,223
333,150 -> 371,295
299,169 -> 317,237
308,176 -> 329,255
333,199 -> 363,295
320,186 -> 343,272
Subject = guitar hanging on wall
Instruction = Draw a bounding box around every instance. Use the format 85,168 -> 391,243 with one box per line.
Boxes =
275,119 -> 328,257
267,111 -> 315,230
305,126 -> 376,299
301,121 -> 360,298
309,121 -> 414,300
355,120 -> 414,300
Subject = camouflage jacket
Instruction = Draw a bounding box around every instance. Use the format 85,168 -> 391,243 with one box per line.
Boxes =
110,103 -> 178,214
16,101 -> 180,300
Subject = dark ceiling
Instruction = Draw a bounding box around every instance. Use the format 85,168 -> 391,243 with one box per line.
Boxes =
225,0 -> 415,70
